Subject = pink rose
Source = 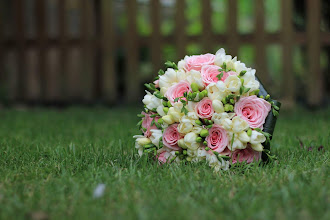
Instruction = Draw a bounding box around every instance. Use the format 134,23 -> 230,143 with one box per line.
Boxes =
195,98 -> 214,119
165,81 -> 192,104
185,54 -> 215,71
206,124 -> 229,153
201,66 -> 237,86
162,124 -> 182,150
234,95 -> 271,129
231,146 -> 261,164
141,112 -> 160,138
157,151 -> 170,164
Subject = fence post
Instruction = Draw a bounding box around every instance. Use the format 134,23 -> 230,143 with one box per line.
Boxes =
101,0 -> 117,104
59,0 -> 68,102
202,0 -> 212,53
175,0 -> 186,59
255,0 -> 268,86
14,0 -> 26,102
228,0 -> 238,56
281,0 -> 295,108
125,0 -> 139,103
307,0 -> 322,106
151,0 -> 162,76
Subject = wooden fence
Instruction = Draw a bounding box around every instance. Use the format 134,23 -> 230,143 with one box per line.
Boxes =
0,0 -> 329,106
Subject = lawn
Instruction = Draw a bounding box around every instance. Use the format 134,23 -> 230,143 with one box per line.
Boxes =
0,106 -> 329,220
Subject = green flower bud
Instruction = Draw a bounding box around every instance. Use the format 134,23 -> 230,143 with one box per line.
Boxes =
203,141 -> 208,146
196,137 -> 203,143
198,92 -> 205,100
183,150 -> 187,155
208,120 -> 213,125
163,107 -> 169,114
144,144 -> 154,149
162,101 -> 167,107
167,101 -> 172,107
191,83 -> 199,92
186,157 -> 192,162
224,104 -> 233,112
205,147 -> 210,151
206,125 -> 213,129
175,151 -> 180,155
157,118 -> 163,124
200,129 -> 209,137
191,92 -> 197,99
202,90 -> 208,97
230,99 -> 235,104
259,95 -> 264,99
240,78 -> 244,84
229,105 -> 234,111
265,94 -> 270,100
195,119 -> 203,126
247,128 -> 252,136
222,97 -> 227,104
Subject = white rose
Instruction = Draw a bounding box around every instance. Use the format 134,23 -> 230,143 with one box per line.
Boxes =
159,68 -> 186,94
149,129 -> 163,147
231,116 -> 249,133
142,91 -> 162,110
184,132 -> 200,150
212,112 -> 235,125
225,75 -> 241,93
162,115 -> 175,124
250,130 -> 266,144
221,118 -> 232,130
212,99 -> 224,113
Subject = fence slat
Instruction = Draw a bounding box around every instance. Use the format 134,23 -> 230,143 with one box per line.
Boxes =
59,0 -> 68,101
81,0 -> 94,101
14,0 -> 26,101
101,0 -> 116,103
228,0 -> 238,56
281,0 -> 294,108
175,0 -> 186,59
255,0 -> 268,86
0,1 -> 4,99
36,0 -> 47,101
151,0 -> 162,76
202,0 -> 212,53
125,0 -> 139,102
307,0 -> 322,106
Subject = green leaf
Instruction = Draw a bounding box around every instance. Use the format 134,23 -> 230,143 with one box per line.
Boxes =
239,70 -> 247,77
174,97 -> 180,102
137,114 -> 145,118
244,87 -> 251,94
158,69 -> 165,75
216,72 -> 224,80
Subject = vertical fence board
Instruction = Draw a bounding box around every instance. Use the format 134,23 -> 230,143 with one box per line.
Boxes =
101,0 -> 116,103
0,1 -> 4,101
175,0 -> 186,59
59,0 -> 68,101
281,0 -> 294,108
151,0 -> 162,76
228,0 -> 238,56
202,0 -> 212,53
125,0 -> 139,102
81,0 -> 94,101
307,0 -> 322,106
36,0 -> 46,101
14,0 -> 26,101
5,51 -> 19,101
255,0 -> 268,86
26,49 -> 41,100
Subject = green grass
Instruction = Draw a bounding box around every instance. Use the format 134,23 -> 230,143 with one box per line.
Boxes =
0,106 -> 329,220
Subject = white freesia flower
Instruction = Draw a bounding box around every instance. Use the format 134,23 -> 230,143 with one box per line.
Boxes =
207,154 -> 229,172
137,137 -> 151,146
224,75 -> 241,93
178,59 -> 186,70
214,48 -> 233,66
162,115 -> 175,124
142,91 -> 162,110
156,105 -> 166,116
230,138 -> 245,151
212,99 -> 224,113
221,118 -> 232,130
184,132 -> 200,150
133,135 -> 145,156
212,112 -> 235,125
234,60 -> 248,73
178,118 -> 194,134
149,129 -> 163,147
159,68 -> 186,94
186,70 -> 205,90
251,143 -> 264,152
241,69 -> 260,92
168,107 -> 184,122
231,116 -> 249,133
237,131 -> 250,143
178,139 -> 187,149
250,130 -> 266,144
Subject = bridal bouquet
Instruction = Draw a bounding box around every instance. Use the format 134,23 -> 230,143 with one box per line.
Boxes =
133,49 -> 280,171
